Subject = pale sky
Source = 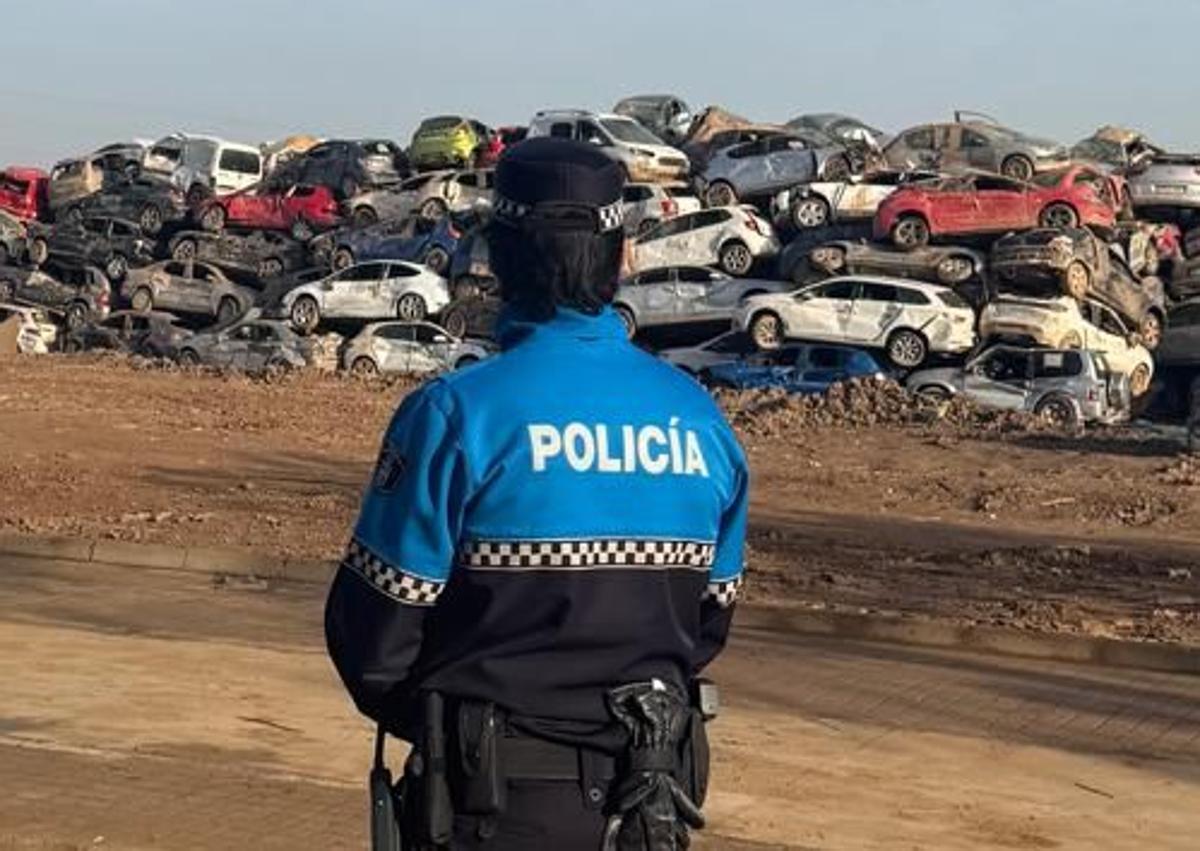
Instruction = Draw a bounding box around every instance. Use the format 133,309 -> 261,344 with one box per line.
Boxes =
2,0 -> 1197,166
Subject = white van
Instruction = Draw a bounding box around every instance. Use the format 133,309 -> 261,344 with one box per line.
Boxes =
526,109 -> 690,184
142,133 -> 262,201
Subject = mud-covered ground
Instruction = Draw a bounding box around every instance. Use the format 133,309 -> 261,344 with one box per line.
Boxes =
1,354 -> 1197,644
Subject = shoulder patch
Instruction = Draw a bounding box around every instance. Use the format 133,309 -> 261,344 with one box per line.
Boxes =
371,443 -> 407,493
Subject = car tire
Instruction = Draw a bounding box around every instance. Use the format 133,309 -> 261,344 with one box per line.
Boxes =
1001,155 -> 1035,182
258,258 -> 284,279
420,199 -> 448,221
423,246 -> 450,275
1062,260 -> 1091,300
749,311 -> 784,350
139,204 -> 163,236
1139,312 -> 1163,351
171,237 -> 197,261
1039,202 -> 1078,230
916,385 -> 951,404
454,355 -> 479,370
821,156 -> 852,181
1034,394 -> 1078,428
331,248 -> 354,272
1129,364 -> 1151,397
396,293 -> 427,321
810,245 -> 847,274
201,206 -> 226,233
29,238 -> 48,267
130,288 -> 154,312
352,206 -> 378,228
264,357 -> 293,382
704,181 -> 737,208
65,302 -> 89,331
105,254 -> 129,282
216,296 -> 241,324
885,328 -> 928,369
614,305 -> 636,338
891,215 -> 930,250
290,219 -> 314,242
792,196 -> 831,230
441,305 -> 468,338
719,240 -> 754,276
350,356 -> 378,377
178,348 -> 201,367
290,296 -> 320,333
936,254 -> 975,284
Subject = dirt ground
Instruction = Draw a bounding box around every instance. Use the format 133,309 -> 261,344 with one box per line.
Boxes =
0,353 -> 1198,644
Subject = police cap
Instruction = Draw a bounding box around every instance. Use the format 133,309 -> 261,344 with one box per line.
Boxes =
493,138 -> 625,235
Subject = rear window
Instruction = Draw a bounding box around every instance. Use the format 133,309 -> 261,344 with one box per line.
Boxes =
218,149 -> 261,175
665,185 -> 698,199
0,175 -> 31,194
1033,350 -> 1083,378
937,290 -> 971,308
359,140 -> 395,156
148,145 -> 182,164
419,117 -> 463,133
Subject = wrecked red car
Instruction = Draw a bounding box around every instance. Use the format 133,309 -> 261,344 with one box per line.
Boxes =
875,166 -> 1121,250
0,167 -> 51,222
199,183 -> 341,239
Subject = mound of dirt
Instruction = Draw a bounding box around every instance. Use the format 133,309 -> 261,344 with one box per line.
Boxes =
717,377 -> 1045,438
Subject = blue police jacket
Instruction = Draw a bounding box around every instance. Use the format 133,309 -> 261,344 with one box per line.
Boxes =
325,304 -> 749,743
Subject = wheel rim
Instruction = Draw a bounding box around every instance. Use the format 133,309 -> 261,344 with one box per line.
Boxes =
422,201 -> 445,220
426,249 -> 448,274
894,218 -> 927,248
67,305 -> 86,330
918,387 -> 949,403
261,260 -> 283,278
203,207 -> 224,231
173,240 -> 196,260
794,199 -> 828,228
132,290 -> 152,311
107,257 -> 127,280
1040,399 -> 1073,426
889,332 -> 924,367
292,221 -> 313,241
32,241 -> 47,264
1004,158 -> 1033,181
1043,205 -> 1075,229
811,247 -> 845,272
397,294 -> 425,320
1064,262 -> 1089,299
938,257 -> 972,283
332,250 -> 353,271
1130,366 -> 1151,397
351,357 -> 377,376
723,245 -> 752,275
707,184 -> 734,207
140,206 -> 162,233
1141,315 -> 1162,349
752,314 -> 781,349
292,298 -> 317,329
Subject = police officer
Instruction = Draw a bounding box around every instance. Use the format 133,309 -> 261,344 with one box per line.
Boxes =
325,138 -> 749,850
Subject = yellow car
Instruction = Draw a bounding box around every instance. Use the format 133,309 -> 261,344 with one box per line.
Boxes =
409,116 -> 483,171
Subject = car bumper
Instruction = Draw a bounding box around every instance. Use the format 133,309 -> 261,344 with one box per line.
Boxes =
1129,184 -> 1200,209
628,160 -> 690,184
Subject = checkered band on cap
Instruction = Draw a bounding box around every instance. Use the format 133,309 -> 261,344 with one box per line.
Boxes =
492,194 -> 625,234
340,538 -> 444,606
703,574 -> 744,608
459,538 -> 715,571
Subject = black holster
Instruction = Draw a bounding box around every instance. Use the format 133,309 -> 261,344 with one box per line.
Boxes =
398,692 -> 455,849
602,680 -> 713,851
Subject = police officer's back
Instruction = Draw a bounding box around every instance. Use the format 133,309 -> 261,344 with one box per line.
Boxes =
325,138 -> 749,850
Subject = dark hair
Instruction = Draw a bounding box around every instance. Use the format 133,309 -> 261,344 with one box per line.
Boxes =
487,222 -> 624,320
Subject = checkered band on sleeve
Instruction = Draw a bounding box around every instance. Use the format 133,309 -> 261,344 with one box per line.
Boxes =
703,575 -> 744,608
340,538 -> 445,606
459,538 -> 715,571
595,201 -> 625,233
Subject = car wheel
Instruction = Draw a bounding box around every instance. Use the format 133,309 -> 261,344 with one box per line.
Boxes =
442,306 -> 468,338
885,328 -> 927,369
105,254 -> 129,282
916,385 -> 951,404
636,219 -> 659,237
29,238 -> 48,267
1061,260 -> 1091,300
749,311 -> 783,350
719,241 -> 753,276
704,181 -> 737,208
1129,364 -> 1151,397
936,255 -> 975,284
264,357 -> 293,382
821,157 -> 851,181
891,215 -> 930,250
290,219 -> 314,242
1001,155 -> 1035,182
420,198 -> 448,221
810,245 -> 847,274
423,246 -> 450,275
290,295 -> 320,333
454,355 -> 479,370
178,348 -> 201,367
1035,395 -> 1078,428
396,292 -> 427,321
1039,203 -> 1078,230
201,205 -> 226,233
65,302 -> 89,331
1059,331 -> 1083,349
614,305 -> 636,338
139,204 -> 163,236
1139,312 -> 1163,350
352,206 -> 378,228
258,258 -> 284,279
331,248 -> 354,271
216,296 -> 241,324
171,238 -> 197,261
350,356 -> 378,377
130,288 -> 154,312
792,196 -> 831,230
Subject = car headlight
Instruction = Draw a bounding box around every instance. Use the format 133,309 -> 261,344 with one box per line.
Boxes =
632,148 -> 656,160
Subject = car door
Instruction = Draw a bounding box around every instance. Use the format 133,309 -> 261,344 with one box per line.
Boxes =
783,279 -> 859,341
962,348 -> 1032,410
887,126 -> 937,169
928,177 -> 980,231
624,268 -> 675,324
54,220 -> 93,264
635,213 -> 696,269
411,322 -> 451,372
242,324 -> 277,372
150,261 -> 190,312
762,137 -> 817,194
971,175 -> 1030,231
333,262 -> 388,317
209,326 -> 251,367
720,140 -> 768,194
959,127 -> 997,171
845,281 -> 903,343
938,124 -> 968,171
375,324 -> 415,372
674,266 -> 725,321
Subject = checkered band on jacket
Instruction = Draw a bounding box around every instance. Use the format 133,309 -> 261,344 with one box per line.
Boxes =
703,574 -> 744,608
341,538 -> 444,606
459,538 -> 716,571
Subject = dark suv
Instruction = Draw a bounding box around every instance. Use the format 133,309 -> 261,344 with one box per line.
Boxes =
0,263 -> 111,329
270,139 -> 408,199
27,216 -> 154,282
67,174 -> 189,236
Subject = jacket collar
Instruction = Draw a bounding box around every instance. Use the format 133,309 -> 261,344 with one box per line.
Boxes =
496,304 -> 628,349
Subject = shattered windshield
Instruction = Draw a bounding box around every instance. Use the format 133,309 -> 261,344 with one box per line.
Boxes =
601,118 -> 663,146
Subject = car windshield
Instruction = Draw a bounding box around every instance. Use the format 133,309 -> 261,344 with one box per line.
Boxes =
1071,138 -> 1122,163
937,291 -> 972,309
420,117 -> 463,133
600,118 -> 663,146
148,145 -> 182,164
